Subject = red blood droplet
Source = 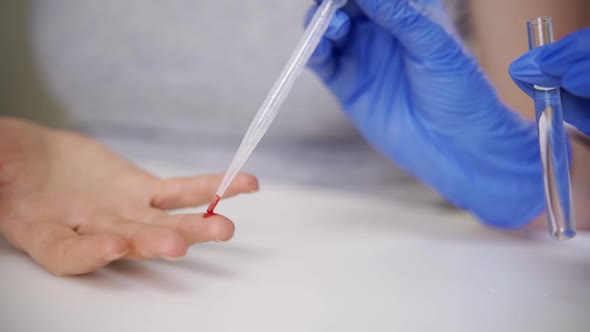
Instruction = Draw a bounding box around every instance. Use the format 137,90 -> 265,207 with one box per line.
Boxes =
204,195 -> 221,218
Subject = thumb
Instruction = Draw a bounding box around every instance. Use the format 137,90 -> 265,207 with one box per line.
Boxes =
354,0 -> 462,59
509,46 -> 561,98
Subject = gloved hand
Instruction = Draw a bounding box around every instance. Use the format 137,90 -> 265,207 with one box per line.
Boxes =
305,0 -> 546,228
510,27 -> 590,136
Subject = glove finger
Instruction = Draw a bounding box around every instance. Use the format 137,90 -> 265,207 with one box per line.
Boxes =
304,4 -> 350,78
509,47 -> 561,97
307,45 -> 339,84
314,0 -> 366,20
304,4 -> 341,82
305,5 -> 352,42
562,59 -> 590,99
510,50 -> 590,136
353,0 -> 461,60
540,27 -> 590,78
308,37 -> 335,66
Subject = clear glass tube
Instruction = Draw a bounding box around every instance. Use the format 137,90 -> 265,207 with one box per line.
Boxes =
527,17 -> 576,240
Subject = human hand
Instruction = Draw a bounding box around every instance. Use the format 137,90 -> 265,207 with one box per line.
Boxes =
0,118 -> 258,276
305,0 -> 545,227
510,27 -> 590,136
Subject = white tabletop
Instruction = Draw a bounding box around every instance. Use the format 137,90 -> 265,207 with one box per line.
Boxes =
1,146 -> 590,332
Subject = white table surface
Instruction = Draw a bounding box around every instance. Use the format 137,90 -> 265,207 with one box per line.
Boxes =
1,141 -> 590,332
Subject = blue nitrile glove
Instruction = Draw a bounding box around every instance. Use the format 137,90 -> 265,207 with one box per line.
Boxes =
305,0 -> 547,228
510,27 -> 590,136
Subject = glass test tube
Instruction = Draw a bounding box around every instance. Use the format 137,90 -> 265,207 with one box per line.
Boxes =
527,17 -> 576,240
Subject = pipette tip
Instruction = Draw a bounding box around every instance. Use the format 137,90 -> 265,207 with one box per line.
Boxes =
204,195 -> 221,218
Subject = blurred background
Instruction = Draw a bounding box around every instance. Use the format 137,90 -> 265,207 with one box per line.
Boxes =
1,0 -> 588,203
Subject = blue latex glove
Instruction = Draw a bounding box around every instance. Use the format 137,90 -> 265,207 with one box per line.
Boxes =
510,27 -> 590,136
305,0 -> 546,228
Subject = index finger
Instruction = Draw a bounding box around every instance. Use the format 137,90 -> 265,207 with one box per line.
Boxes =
151,173 -> 259,210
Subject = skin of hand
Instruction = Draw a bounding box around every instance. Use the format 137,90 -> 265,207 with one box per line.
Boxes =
0,118 -> 259,276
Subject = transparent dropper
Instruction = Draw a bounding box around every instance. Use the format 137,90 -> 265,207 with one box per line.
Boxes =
527,16 -> 576,240
206,0 -> 348,213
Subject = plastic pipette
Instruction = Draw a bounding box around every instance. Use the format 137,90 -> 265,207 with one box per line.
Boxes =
207,0 -> 348,213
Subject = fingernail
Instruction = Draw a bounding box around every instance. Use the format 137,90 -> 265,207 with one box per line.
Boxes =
50,270 -> 66,277
250,179 -> 260,193
163,255 -> 184,261
105,250 -> 128,262
216,236 -> 233,243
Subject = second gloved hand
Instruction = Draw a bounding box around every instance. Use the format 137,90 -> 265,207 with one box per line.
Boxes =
306,0 -> 546,228
510,27 -> 590,136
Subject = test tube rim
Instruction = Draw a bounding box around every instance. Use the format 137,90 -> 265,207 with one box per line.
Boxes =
527,16 -> 554,49
527,16 -> 552,27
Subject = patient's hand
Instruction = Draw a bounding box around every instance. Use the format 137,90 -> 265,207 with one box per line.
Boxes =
0,118 -> 258,276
